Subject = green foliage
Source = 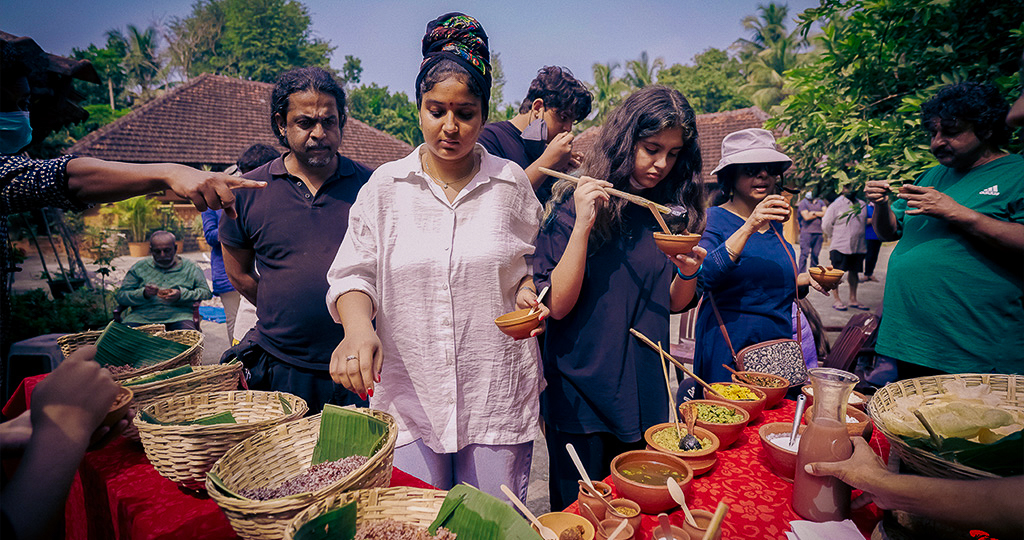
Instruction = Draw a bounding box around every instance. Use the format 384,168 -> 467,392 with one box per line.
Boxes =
101,196 -> 161,242
72,32 -> 130,109
9,288 -> 116,344
733,2 -> 812,112
347,83 -> 423,146
768,0 -> 1024,196
582,61 -> 628,129
172,0 -> 335,82
624,51 -> 665,90
658,48 -> 753,114
340,55 -> 362,87
488,52 -> 510,122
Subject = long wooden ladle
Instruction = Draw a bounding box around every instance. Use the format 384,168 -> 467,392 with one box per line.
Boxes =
539,167 -> 672,214
630,328 -> 724,398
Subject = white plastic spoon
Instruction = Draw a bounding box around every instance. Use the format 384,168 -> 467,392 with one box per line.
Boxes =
566,443 -> 596,493
606,517 -> 629,540
667,477 -> 698,527
500,484 -> 557,540
528,285 -> 549,316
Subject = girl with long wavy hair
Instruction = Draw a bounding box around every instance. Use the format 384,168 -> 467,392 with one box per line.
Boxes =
532,85 -> 706,509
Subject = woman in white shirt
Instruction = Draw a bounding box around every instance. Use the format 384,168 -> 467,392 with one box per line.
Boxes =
324,13 -> 547,501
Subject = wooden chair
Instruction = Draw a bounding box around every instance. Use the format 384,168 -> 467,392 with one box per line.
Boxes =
112,301 -> 203,331
670,299 -> 702,367
820,312 -> 879,373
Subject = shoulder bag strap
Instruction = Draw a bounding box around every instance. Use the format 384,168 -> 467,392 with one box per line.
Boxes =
707,291 -> 739,363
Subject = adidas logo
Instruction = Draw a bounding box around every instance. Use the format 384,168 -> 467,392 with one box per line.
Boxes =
979,185 -> 999,196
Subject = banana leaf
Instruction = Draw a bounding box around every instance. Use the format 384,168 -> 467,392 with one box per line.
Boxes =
280,393 -> 292,415
123,366 -> 194,386
293,500 -> 357,540
310,404 -> 388,465
428,484 -> 538,540
902,430 -> 1023,476
138,410 -> 236,425
94,321 -> 190,368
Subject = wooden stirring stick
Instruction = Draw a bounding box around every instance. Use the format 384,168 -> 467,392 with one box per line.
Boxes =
539,166 -> 671,214
702,502 -> 729,540
648,202 -> 672,234
721,363 -> 753,385
630,328 -> 724,398
657,341 -> 683,437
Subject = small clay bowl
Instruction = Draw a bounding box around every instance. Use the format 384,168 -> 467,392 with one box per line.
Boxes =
651,524 -> 692,540
578,480 -> 613,521
607,499 -> 641,535
704,383 -> 767,421
534,512 -> 596,540
494,308 -> 541,340
730,371 -> 789,409
643,423 -> 720,475
758,422 -> 806,482
803,404 -> 874,440
680,509 -> 721,540
685,399 -> 750,448
652,232 -> 702,257
610,450 -> 693,514
808,266 -> 845,287
102,386 -> 134,427
597,518 -> 634,540
801,385 -> 868,411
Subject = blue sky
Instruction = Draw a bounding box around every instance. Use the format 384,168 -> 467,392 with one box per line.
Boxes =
4,0 -> 822,103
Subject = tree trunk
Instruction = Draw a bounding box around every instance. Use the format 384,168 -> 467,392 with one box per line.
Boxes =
108,78 -> 115,111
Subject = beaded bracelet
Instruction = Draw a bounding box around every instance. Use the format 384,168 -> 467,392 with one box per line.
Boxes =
518,285 -> 537,295
676,264 -> 702,280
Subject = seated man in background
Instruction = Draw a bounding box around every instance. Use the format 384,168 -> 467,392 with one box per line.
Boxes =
115,230 -> 211,330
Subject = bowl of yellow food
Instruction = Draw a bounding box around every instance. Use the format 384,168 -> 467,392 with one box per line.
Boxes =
705,382 -> 767,420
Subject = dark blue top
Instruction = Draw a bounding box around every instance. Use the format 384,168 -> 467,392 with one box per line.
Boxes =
694,206 -> 797,384
478,120 -> 556,204
865,203 -> 878,240
219,154 -> 372,369
201,209 -> 233,295
533,199 -> 699,440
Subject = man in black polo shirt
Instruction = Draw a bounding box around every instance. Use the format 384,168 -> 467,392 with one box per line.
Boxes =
220,67 -> 372,411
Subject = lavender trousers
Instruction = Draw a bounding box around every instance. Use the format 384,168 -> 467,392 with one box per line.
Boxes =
394,438 -> 533,503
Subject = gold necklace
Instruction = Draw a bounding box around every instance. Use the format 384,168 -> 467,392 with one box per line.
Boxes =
422,155 -> 476,191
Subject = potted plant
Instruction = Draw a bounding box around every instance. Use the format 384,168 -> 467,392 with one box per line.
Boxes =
102,196 -> 160,256
191,216 -> 211,252
157,206 -> 187,252
42,270 -> 89,299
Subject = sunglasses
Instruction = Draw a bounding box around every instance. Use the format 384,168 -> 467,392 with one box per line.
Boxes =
740,163 -> 788,177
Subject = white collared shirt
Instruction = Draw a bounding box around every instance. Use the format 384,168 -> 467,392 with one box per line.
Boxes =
326,145 -> 544,453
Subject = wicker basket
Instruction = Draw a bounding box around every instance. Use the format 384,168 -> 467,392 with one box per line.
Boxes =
122,362 -> 243,441
283,486 -> 447,540
206,409 -> 398,540
58,326 -> 204,381
867,373 -> 1024,479
136,391 -> 308,489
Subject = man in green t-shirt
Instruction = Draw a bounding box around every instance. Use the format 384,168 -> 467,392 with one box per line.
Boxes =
865,82 -> 1024,378
115,231 -> 212,330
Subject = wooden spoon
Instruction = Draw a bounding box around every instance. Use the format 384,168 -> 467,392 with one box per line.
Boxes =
721,363 -> 754,385
702,502 -> 729,540
578,480 -> 630,519
630,328 -> 724,398
657,513 -> 673,540
500,484 -> 558,540
539,166 -> 672,214
679,402 -> 701,451
648,202 -> 672,234
667,477 -> 698,527
657,341 -> 690,450
606,518 -> 629,540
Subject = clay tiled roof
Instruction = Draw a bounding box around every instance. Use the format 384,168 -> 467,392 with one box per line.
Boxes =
569,107 -> 770,185
68,73 -> 412,169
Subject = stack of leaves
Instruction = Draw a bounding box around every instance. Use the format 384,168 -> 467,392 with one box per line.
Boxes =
139,410 -> 237,426
123,366 -> 194,386
94,321 -> 190,370
311,404 -> 389,465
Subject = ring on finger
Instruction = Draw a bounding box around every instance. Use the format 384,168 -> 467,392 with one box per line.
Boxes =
345,355 -> 358,361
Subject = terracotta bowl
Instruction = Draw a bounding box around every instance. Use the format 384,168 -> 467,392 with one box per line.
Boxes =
704,383 -> 767,420
534,512 -> 596,540
651,524 -> 692,540
494,308 -> 541,340
803,404 -> 874,440
758,422 -> 806,482
680,509 -> 721,540
652,232 -> 702,257
808,266 -> 845,287
607,498 -> 641,535
610,450 -> 693,514
730,371 -> 790,409
685,399 -> 750,448
102,386 -> 134,427
800,385 -> 868,411
597,518 -> 635,540
643,423 -> 719,475
578,480 -> 613,521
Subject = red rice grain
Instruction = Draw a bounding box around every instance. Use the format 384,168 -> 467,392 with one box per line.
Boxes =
355,518 -> 457,539
239,455 -> 369,500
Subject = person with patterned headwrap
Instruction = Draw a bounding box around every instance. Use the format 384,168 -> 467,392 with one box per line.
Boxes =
325,13 -> 547,502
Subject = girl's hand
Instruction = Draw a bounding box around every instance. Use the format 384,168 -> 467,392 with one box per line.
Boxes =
515,286 -> 550,339
669,245 -> 707,276
745,194 -> 791,231
572,175 -> 611,232
329,326 -> 383,400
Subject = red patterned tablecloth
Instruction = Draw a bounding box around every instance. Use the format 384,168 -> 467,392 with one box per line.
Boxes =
3,374 -> 433,540
564,399 -> 889,540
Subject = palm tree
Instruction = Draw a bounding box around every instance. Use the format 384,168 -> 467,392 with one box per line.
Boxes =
586,61 -> 628,127
115,25 -> 162,104
624,51 -> 665,90
733,3 -> 810,111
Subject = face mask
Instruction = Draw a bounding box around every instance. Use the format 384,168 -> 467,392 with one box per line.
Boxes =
0,111 -> 32,154
804,192 -> 813,200
521,116 -> 547,142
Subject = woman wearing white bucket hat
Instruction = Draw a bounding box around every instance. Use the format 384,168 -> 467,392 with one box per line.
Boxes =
689,128 -> 831,393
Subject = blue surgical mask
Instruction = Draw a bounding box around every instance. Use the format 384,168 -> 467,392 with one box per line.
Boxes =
804,192 -> 813,200
0,111 -> 32,154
